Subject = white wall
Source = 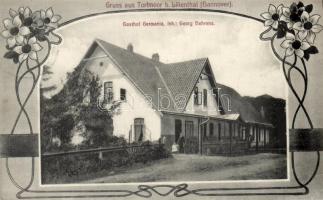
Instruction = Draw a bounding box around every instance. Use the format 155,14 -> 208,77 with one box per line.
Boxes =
82,45 -> 161,142
185,69 -> 220,116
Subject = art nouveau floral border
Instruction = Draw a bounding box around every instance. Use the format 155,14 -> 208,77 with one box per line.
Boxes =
1,2 -> 321,198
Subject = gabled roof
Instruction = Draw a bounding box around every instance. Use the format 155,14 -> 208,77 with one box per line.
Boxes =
84,39 -> 272,127
94,39 -> 208,112
158,58 -> 208,109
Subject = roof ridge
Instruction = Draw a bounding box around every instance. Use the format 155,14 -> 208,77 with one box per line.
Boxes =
165,57 -> 208,66
95,38 -> 165,65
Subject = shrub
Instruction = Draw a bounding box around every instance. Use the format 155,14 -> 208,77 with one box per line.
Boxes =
41,143 -> 171,184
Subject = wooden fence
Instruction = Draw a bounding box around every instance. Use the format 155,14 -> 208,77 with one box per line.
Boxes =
42,144 -> 159,159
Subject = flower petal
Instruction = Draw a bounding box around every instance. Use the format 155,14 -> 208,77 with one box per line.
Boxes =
295,49 -> 304,58
286,48 -> 294,57
46,22 -> 58,28
28,37 -> 37,44
51,15 -> 62,23
13,15 -> 22,27
280,15 -> 289,22
40,10 -> 46,19
287,22 -> 294,29
15,35 -> 24,44
264,19 -> 274,27
309,14 -> 320,25
3,18 -> 13,29
272,21 -> 279,29
46,7 -> 54,18
14,46 -> 23,54
301,41 -> 310,50
306,31 -> 316,44
277,4 -> 284,16
31,43 -> 42,51
1,30 -> 10,38
268,4 -> 276,15
19,53 -> 28,63
301,11 -> 309,22
32,11 -> 41,20
9,9 -> 18,18
312,24 -> 323,33
285,32 -> 295,40
261,12 -> 272,20
24,7 -> 32,18
19,26 -> 30,36
293,22 -> 303,31
28,51 -> 38,60
7,37 -> 16,47
282,7 -> 290,16
18,7 -> 24,14
281,40 -> 293,49
298,30 -> 308,40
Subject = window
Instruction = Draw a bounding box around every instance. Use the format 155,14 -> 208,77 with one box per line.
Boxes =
209,123 -> 214,137
185,121 -> 194,138
134,118 -> 144,142
194,87 -> 202,105
120,88 -> 126,101
104,81 -> 113,103
203,89 -> 208,106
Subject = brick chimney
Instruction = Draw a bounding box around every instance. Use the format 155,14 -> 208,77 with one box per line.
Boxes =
127,43 -> 133,53
152,53 -> 159,62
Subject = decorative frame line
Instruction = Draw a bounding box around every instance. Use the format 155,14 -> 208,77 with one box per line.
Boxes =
1,2 -> 321,199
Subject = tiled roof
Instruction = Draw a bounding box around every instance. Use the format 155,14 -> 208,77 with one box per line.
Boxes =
95,39 -> 207,112
93,39 -> 272,126
158,58 -> 208,109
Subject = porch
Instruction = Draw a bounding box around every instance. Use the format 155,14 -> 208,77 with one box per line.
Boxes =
161,112 -> 273,156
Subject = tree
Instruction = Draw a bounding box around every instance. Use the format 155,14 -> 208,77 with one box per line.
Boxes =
40,65 -> 57,99
40,65 -> 58,152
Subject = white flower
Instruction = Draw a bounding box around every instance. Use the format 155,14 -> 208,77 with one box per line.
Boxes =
8,7 -> 30,17
280,6 -> 295,29
293,11 -> 323,44
1,15 -> 30,47
38,8 -> 61,28
261,4 -> 284,29
280,32 -> 310,58
13,37 -> 42,62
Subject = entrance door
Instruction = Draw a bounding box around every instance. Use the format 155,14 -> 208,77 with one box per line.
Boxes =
134,118 -> 144,142
175,119 -> 182,143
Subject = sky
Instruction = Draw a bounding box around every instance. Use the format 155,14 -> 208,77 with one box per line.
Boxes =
44,11 -> 286,99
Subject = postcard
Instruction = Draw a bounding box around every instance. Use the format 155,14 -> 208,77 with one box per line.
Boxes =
0,0 -> 322,199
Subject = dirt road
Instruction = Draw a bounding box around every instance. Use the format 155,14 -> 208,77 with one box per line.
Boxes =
83,153 -> 287,183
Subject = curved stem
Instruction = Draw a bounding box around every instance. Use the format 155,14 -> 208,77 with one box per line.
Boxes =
49,31 -> 63,45
286,55 -> 312,129
273,36 -> 313,129
10,40 -> 51,135
259,27 -> 272,41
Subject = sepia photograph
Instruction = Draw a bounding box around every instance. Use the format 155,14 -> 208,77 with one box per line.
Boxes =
39,12 -> 288,184
1,0 -> 323,199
